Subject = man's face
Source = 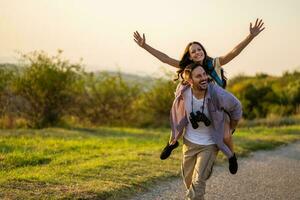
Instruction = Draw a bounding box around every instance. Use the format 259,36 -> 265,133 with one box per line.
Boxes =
190,66 -> 208,91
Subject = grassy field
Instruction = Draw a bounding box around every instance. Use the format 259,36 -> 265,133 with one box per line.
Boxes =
0,125 -> 299,199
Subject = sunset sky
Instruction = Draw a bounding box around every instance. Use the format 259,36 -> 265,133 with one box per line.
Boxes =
0,0 -> 299,78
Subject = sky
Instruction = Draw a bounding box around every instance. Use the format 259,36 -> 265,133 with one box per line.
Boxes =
0,0 -> 299,78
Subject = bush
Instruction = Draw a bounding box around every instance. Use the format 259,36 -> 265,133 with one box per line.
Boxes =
133,78 -> 177,127
13,50 -> 83,128
74,72 -> 142,126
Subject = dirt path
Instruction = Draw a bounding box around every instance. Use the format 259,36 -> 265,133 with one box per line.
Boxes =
130,141 -> 300,200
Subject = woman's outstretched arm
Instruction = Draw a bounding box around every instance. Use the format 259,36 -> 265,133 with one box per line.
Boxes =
133,31 -> 180,68
219,18 -> 265,66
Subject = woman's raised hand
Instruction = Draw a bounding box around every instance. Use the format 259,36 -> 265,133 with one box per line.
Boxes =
250,18 -> 265,37
133,31 -> 146,48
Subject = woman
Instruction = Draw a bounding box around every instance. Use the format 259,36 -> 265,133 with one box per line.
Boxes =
133,19 -> 265,174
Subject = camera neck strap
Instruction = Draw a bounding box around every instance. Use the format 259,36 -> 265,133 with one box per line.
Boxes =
191,88 -> 207,114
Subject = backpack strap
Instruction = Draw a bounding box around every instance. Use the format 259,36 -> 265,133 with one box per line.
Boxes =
206,58 -> 226,88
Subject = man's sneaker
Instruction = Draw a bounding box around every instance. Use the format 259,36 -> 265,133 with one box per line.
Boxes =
229,153 -> 238,174
160,141 -> 179,160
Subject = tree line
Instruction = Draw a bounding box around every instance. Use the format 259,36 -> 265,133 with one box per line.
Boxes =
0,51 -> 299,128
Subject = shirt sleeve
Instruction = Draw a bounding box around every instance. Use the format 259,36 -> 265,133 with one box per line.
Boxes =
214,84 -> 243,121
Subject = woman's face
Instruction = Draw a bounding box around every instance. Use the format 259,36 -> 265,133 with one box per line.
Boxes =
189,43 -> 205,63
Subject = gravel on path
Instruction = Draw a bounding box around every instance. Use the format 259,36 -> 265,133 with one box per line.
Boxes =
130,141 -> 300,200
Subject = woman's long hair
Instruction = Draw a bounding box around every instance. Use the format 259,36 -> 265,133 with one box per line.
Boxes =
174,41 -> 210,81
174,41 -> 227,88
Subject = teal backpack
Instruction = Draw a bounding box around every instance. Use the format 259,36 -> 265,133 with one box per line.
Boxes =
205,58 -> 227,89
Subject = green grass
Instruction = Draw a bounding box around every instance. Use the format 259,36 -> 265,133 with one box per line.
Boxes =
0,125 -> 299,199
216,125 -> 300,162
238,115 -> 300,128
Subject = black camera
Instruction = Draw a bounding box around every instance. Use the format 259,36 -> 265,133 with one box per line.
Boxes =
189,111 -> 211,129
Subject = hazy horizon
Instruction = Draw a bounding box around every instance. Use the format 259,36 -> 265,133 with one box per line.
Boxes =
1,0 -> 299,78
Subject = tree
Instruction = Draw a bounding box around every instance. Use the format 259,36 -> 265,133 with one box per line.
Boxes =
14,50 -> 83,128
76,72 -> 141,126
134,78 -> 177,127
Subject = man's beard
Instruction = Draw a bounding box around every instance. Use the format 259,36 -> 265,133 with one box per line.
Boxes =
196,80 -> 208,91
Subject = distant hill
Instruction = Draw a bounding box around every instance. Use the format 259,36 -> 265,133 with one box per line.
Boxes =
0,63 -> 155,85
0,63 -> 19,70
87,70 -> 159,89
97,70 -> 154,83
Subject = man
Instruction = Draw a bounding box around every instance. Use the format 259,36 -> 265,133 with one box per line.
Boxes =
166,63 -> 242,200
